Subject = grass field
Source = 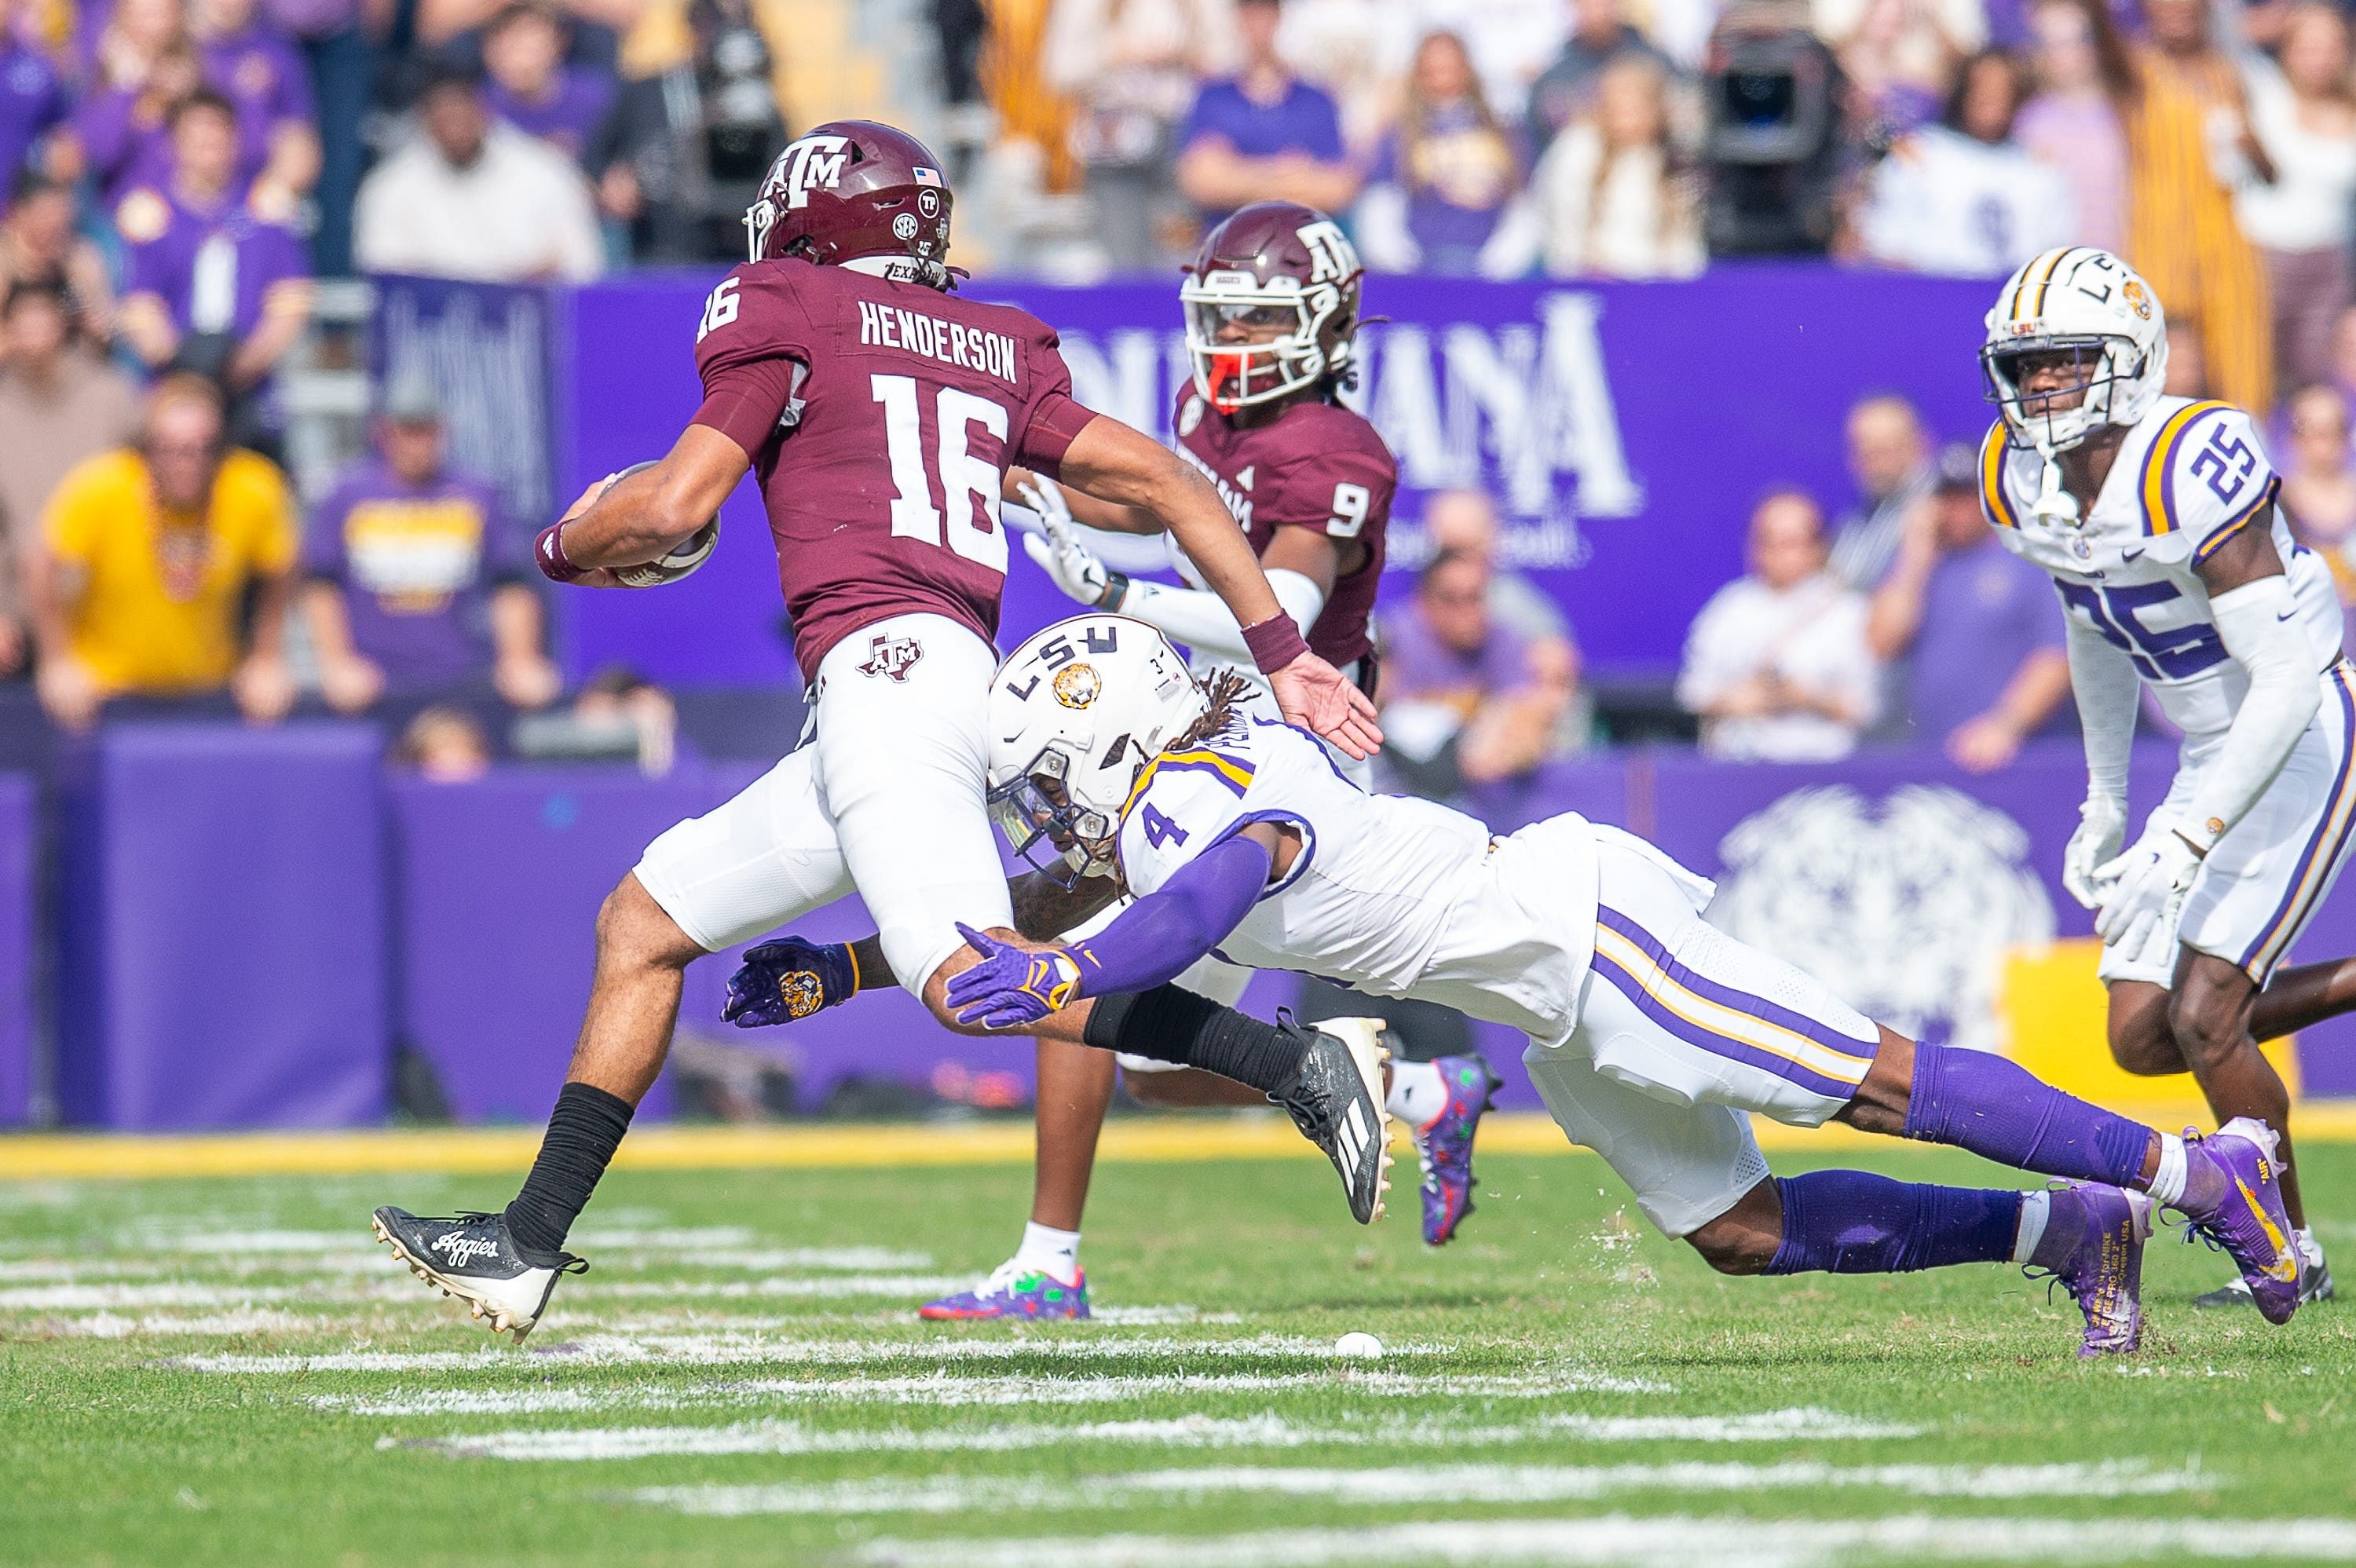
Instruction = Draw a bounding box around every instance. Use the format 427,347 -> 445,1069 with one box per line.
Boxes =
2,1124 -> 2353,1566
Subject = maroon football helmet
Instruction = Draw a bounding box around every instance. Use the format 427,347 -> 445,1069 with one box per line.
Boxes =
744,121 -> 956,288
1180,200 -> 1364,413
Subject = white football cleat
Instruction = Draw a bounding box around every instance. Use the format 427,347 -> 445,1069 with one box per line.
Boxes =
371,1206 -> 585,1341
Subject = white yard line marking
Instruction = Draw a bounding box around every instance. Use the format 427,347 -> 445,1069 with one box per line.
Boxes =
173,1333 -> 1469,1375
1089,1307 -> 1241,1325
27,1308 -> 323,1340
854,1514 -> 2356,1567
565,1275 -> 969,1301
638,1459 -> 2211,1516
0,1281 -> 415,1310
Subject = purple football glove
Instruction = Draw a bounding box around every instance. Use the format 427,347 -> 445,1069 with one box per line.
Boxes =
722,936 -> 859,1028
946,922 -> 1082,1029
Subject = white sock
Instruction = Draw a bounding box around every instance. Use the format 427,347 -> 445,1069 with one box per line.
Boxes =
2145,1133 -> 2189,1207
2297,1226 -> 2325,1268
1013,1221 -> 1082,1286
1386,1059 -> 1447,1128
2011,1190 -> 2051,1265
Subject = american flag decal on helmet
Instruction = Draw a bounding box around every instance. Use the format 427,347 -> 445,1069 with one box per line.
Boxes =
913,166 -> 942,186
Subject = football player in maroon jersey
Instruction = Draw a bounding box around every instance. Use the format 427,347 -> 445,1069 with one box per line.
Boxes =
368,130 -> 1392,1340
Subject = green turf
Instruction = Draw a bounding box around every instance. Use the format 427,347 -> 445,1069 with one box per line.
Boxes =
1,1137 -> 2351,1566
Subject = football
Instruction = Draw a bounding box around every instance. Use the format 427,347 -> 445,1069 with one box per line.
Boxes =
604,460 -> 721,587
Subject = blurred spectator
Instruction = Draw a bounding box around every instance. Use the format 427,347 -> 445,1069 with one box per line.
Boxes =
0,174 -> 116,343
1355,31 -> 1527,276
1421,486 -> 1590,748
263,0 -> 371,275
1378,547 -> 1571,789
415,0 -> 638,56
1173,0 -> 1357,222
1520,51 -> 1703,276
71,0 -> 204,202
2237,5 -> 2356,395
2279,385 -> 2356,627
1866,443 -> 2072,770
300,374 -> 560,721
354,64 -> 604,281
193,0 -> 320,217
1825,0 -> 1982,146
0,0 -> 66,187
26,375 -> 298,730
1412,0 -> 1571,123
2015,0 -> 2130,254
482,2 -> 615,161
115,90 -> 313,444
1042,0 -> 1229,269
1826,390 -> 1930,589
0,281 -> 141,678
514,663 -> 675,773
1677,488 -> 1878,761
393,704 -> 494,780
1524,0 -> 1677,153
1855,49 -> 2074,276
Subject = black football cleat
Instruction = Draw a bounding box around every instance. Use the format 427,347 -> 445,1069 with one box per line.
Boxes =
1273,1017 -> 1393,1225
371,1207 -> 586,1341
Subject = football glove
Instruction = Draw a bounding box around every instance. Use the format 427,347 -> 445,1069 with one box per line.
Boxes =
1017,477 -> 1126,609
946,922 -> 1082,1029
2062,794 -> 2127,911
2094,822 -> 2207,955
722,936 -> 860,1028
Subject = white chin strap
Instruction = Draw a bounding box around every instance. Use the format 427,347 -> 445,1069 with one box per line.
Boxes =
2032,459 -> 2080,525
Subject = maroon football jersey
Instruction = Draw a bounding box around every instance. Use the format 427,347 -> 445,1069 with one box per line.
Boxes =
1169,389 -> 1392,667
691,258 -> 1096,680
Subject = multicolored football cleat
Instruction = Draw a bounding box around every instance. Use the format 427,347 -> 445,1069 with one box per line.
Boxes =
1411,1054 -> 1498,1247
2173,1117 -> 2303,1325
2026,1182 -> 2151,1358
918,1259 -> 1091,1321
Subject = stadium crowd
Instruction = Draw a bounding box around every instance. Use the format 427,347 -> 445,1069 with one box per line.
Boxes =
2,0 -> 2356,788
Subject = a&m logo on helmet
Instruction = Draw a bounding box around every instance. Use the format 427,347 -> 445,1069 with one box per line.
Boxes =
777,133 -> 851,209
1299,221 -> 1358,284
1052,663 -> 1102,710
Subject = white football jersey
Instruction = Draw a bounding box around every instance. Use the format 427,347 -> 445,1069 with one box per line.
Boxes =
1114,715 -> 1602,1044
1980,397 -> 2343,741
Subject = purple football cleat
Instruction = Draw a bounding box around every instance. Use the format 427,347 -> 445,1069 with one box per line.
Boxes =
2175,1117 -> 2302,1325
2027,1182 -> 2151,1358
1413,1054 -> 1498,1247
918,1260 -> 1090,1321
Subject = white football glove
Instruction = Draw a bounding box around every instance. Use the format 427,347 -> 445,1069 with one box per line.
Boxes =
2093,821 -> 2205,955
1016,477 -> 1125,609
2062,794 -> 2127,911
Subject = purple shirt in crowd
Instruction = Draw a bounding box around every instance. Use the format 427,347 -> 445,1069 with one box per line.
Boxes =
259,0 -> 362,40
1379,601 -> 1537,718
1369,104 -> 1524,272
122,185 -> 305,336
485,68 -> 615,159
1908,534 -> 2071,743
1179,75 -> 1343,217
304,459 -> 527,689
0,45 -> 64,181
71,85 -> 177,199
204,22 -> 316,175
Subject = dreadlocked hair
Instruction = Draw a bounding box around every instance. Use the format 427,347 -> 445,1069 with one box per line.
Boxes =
1167,670 -> 1254,755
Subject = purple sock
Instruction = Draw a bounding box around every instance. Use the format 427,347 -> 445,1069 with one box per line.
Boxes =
1902,1042 -> 2153,1187
1763,1171 -> 2023,1275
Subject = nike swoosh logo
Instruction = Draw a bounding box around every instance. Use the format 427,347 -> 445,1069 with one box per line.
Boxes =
2280,610 -> 2299,622
2234,1173 -> 2300,1281
2121,547 -> 2145,561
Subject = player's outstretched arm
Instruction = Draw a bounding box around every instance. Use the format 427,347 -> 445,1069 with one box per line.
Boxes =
537,426 -> 749,586
1055,416 -> 1381,758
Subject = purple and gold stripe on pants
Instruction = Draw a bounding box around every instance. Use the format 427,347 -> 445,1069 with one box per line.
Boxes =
1590,907 -> 1880,1104
2239,662 -> 2356,980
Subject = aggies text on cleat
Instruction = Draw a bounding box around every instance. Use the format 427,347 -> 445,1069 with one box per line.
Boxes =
370,1207 -> 586,1341
1275,1017 -> 1394,1225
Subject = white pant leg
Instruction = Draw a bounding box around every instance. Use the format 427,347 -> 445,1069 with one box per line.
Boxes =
1577,837 -> 1881,1128
633,743 -> 857,954
814,614 -> 1015,999
1524,1011 -> 1769,1237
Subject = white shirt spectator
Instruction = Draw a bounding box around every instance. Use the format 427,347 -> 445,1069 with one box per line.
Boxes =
1523,125 -> 1704,277
1857,122 -> 2076,276
1410,0 -> 1568,120
2237,59 -> 2356,254
1677,570 -> 1880,761
354,122 -> 603,283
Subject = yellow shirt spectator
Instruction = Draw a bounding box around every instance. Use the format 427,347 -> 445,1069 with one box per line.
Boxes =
41,447 -> 298,695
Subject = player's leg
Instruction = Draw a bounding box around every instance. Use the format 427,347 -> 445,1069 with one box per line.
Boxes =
374,744 -> 856,1336
1524,1041 -> 2146,1354
1581,833 -> 2304,1325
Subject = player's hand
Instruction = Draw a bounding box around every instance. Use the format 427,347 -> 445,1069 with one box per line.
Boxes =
1017,478 -> 1125,609
2062,794 -> 2128,910
723,936 -> 861,1028
946,922 -> 1081,1029
2093,823 -> 2204,952
1270,652 -> 1381,760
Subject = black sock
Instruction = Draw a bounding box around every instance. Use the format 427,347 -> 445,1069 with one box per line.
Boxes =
1085,985 -> 1311,1097
505,1082 -> 635,1260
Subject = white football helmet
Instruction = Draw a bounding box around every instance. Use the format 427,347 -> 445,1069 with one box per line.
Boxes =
1981,247 -> 2168,459
986,616 -> 1208,879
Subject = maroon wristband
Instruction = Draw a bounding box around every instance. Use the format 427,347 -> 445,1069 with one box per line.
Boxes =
535,522 -> 586,584
1242,614 -> 1310,675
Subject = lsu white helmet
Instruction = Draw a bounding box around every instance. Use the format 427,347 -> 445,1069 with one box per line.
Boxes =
986,615 -> 1209,879
1982,247 -> 2168,461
